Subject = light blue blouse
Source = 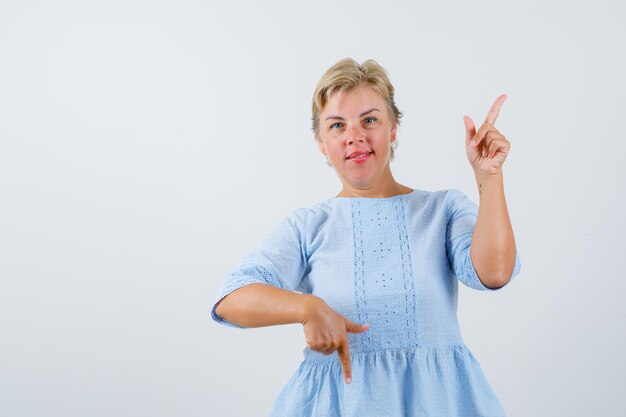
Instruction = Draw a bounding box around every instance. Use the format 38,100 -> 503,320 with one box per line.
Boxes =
212,188 -> 522,417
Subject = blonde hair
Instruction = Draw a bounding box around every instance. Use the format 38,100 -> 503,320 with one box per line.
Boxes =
311,58 -> 403,160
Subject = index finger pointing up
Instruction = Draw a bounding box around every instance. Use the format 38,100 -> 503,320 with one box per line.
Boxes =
484,94 -> 507,125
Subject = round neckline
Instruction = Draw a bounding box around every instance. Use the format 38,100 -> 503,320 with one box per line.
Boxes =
329,189 -> 417,201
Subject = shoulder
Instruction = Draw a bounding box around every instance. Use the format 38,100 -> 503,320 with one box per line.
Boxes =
288,200 -> 332,218
405,187 -> 469,207
442,188 -> 476,206
440,188 -> 479,220
402,188 -> 478,223
284,199 -> 335,231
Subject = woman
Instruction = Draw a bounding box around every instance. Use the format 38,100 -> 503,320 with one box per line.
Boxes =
212,58 -> 521,417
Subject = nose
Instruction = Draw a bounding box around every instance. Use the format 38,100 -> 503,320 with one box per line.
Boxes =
347,124 -> 365,144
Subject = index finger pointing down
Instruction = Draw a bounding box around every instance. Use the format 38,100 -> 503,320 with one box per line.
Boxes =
337,343 -> 352,384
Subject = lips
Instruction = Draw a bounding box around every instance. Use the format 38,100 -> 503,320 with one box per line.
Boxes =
347,150 -> 372,160
346,150 -> 372,165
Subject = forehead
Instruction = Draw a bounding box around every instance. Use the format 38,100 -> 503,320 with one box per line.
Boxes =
322,85 -> 387,117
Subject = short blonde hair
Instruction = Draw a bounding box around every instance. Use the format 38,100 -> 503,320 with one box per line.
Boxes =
311,58 -> 403,160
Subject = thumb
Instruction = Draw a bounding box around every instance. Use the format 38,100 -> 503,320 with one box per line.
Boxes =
463,115 -> 476,144
346,320 -> 369,333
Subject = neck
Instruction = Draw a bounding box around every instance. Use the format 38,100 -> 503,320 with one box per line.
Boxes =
336,170 -> 411,198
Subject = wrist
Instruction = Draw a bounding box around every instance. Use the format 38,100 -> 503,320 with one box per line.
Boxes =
299,294 -> 324,325
474,170 -> 503,188
474,168 -> 503,182
474,170 -> 504,199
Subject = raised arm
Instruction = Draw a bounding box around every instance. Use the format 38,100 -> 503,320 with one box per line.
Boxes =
470,172 -> 516,288
463,94 -> 518,289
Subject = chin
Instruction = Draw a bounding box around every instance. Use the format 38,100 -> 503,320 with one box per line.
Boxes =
344,174 -> 376,188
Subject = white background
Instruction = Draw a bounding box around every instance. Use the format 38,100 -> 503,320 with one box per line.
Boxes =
1,1 -> 624,416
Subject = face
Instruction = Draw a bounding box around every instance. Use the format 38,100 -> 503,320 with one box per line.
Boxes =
316,85 -> 397,191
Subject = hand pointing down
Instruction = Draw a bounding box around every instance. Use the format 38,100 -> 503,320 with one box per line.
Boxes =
301,296 -> 369,384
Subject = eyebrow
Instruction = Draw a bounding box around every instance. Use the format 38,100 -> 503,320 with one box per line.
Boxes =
325,108 -> 380,121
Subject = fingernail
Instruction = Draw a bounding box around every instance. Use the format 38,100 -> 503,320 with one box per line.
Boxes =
346,377 -> 352,384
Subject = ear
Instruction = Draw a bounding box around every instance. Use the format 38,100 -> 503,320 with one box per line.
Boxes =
390,123 -> 398,142
316,137 -> 327,156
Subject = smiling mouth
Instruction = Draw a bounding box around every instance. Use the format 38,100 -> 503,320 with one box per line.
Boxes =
347,151 -> 372,160
347,152 -> 372,164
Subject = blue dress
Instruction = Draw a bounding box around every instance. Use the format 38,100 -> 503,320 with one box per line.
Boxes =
211,188 -> 522,417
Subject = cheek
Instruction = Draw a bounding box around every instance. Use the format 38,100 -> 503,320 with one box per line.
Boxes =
327,141 -> 344,154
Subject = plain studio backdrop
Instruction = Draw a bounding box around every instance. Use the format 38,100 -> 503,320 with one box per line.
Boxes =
1,1 -> 624,416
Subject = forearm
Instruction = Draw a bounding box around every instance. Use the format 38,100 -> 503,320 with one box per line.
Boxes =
470,170 -> 517,288
215,283 -> 319,328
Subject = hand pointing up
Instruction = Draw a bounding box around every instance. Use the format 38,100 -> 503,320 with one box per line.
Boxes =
463,94 -> 512,176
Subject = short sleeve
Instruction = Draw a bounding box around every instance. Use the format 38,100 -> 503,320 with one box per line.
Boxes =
445,189 -> 522,291
210,211 -> 309,328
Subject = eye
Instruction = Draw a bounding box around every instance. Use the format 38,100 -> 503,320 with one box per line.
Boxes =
364,117 -> 377,124
330,122 -> 343,129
